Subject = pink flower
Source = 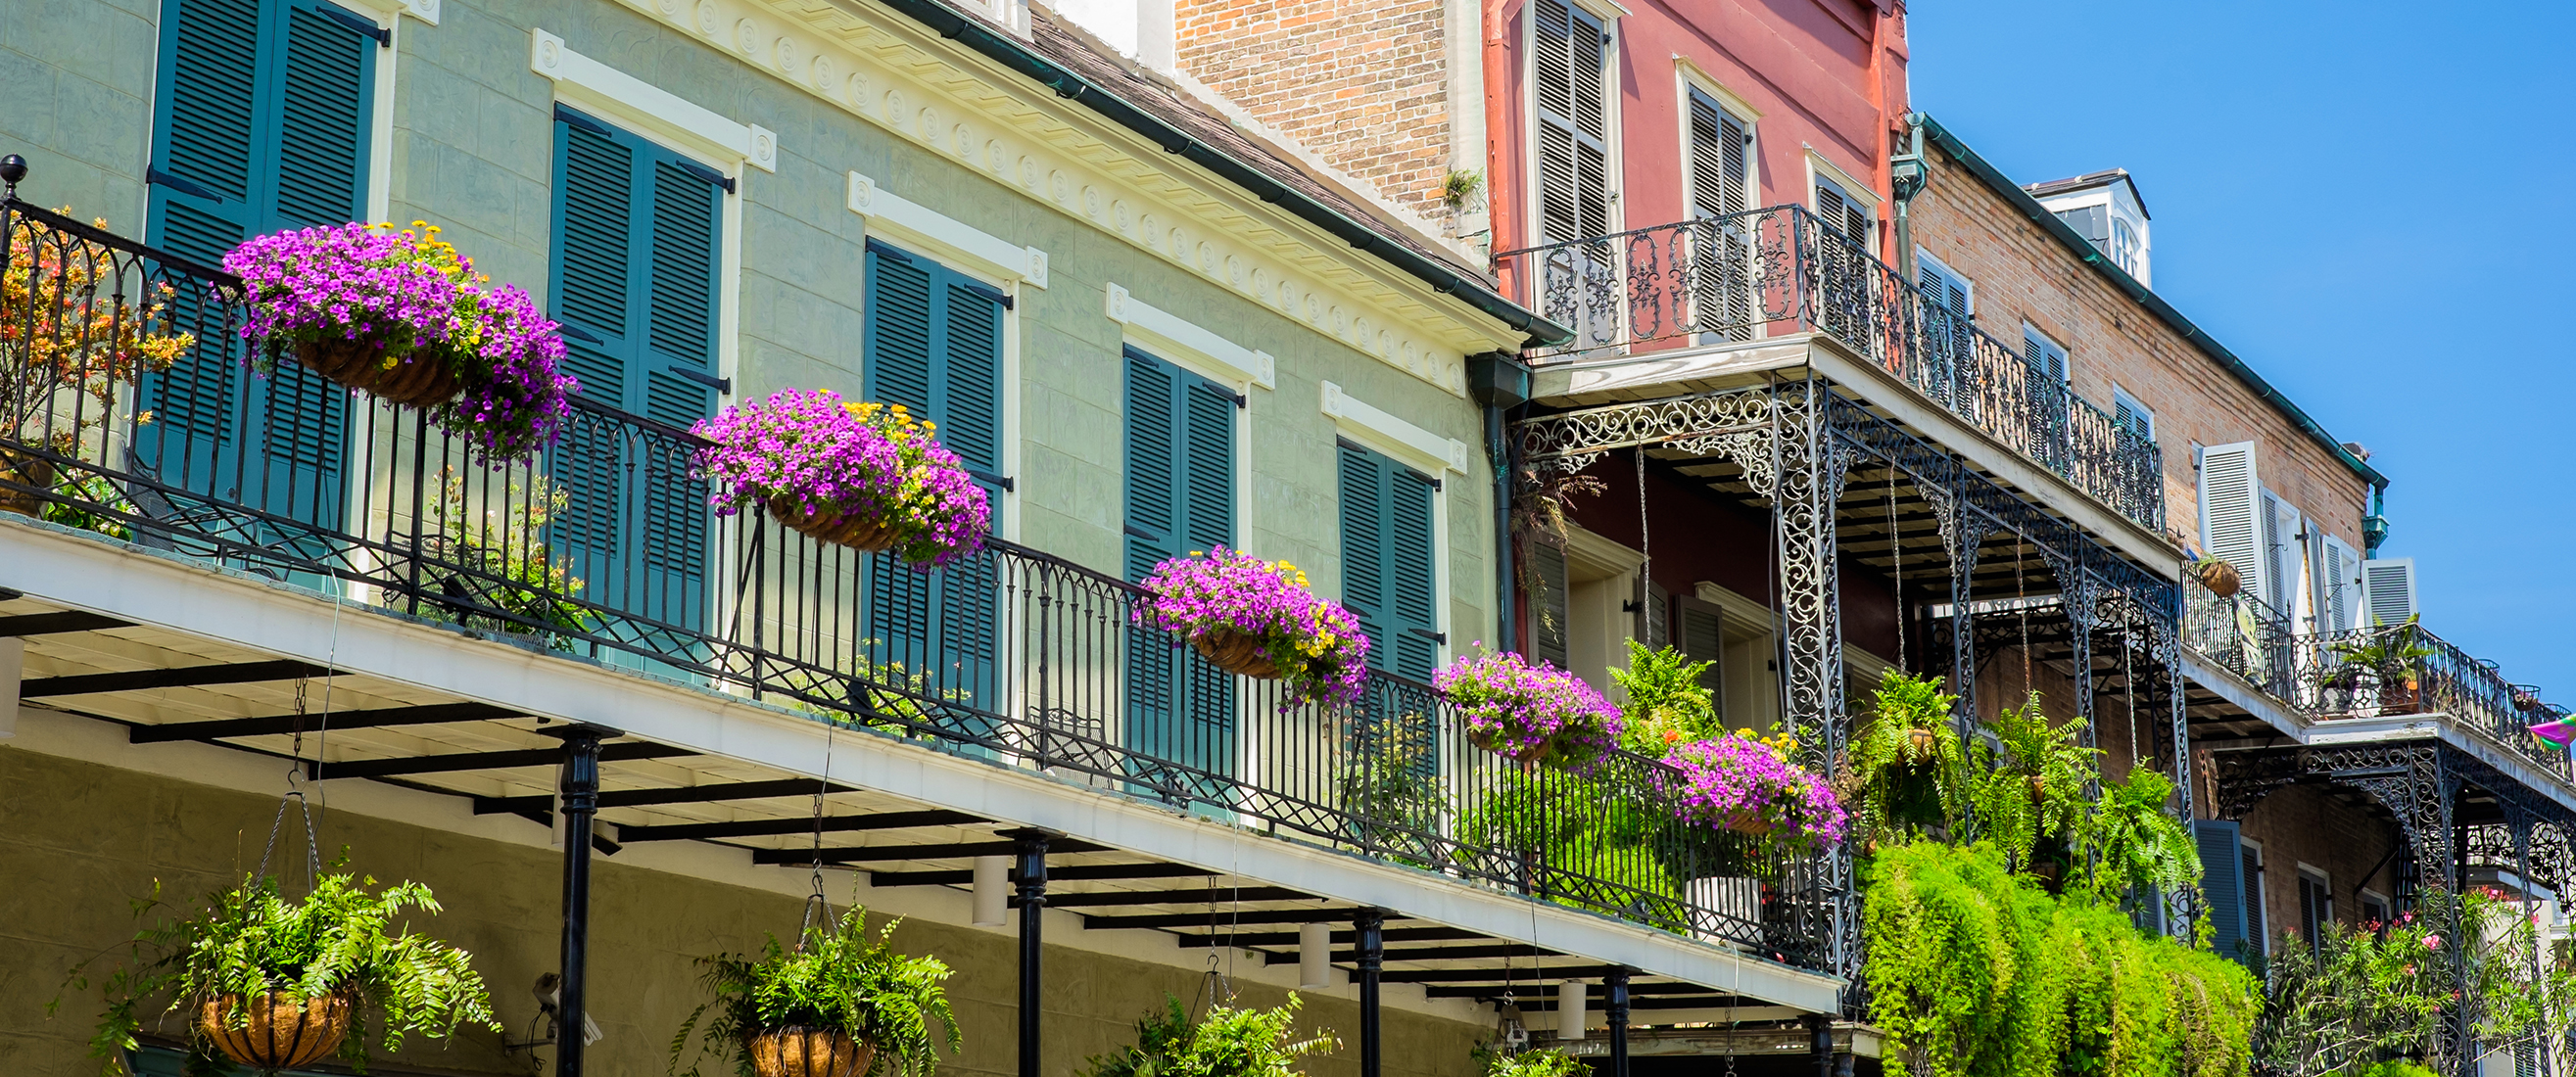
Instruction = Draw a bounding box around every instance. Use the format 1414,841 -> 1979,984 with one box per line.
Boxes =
1435,650 -> 1620,763
1135,547 -> 1367,711
2422,933 -> 2443,950
1656,732 -> 1845,848
692,390 -> 990,569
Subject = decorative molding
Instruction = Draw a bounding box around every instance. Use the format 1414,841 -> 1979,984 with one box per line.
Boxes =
1105,284 -> 1272,389
848,172 -> 1049,288
591,0 -> 1501,396
1320,381 -> 1470,475
339,0 -> 438,25
530,28 -> 778,174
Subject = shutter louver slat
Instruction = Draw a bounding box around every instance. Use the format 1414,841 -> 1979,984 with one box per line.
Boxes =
162,0 -> 262,201
1338,444 -> 1389,669
864,252 -> 935,411
2195,820 -> 2249,962
148,201 -> 244,446
2197,442 -> 2266,605
942,283 -> 1005,473
1532,542 -> 1570,670
556,125 -> 634,342
1389,466 -> 1438,681
646,162 -> 719,364
272,7 -> 368,228
1183,383 -> 1234,553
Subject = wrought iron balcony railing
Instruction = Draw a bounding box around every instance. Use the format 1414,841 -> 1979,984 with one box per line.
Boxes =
2182,573 -> 2571,786
0,198 -> 1835,968
1492,208 -> 2165,532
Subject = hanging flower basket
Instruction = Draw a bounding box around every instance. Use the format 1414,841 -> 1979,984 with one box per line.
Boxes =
694,390 -> 991,569
197,989 -> 355,1070
226,222 -> 576,460
1134,546 -> 1368,710
1658,732 -> 1845,850
750,1027 -> 876,1077
1435,650 -> 1621,766
2193,557 -> 2242,598
0,447 -> 53,517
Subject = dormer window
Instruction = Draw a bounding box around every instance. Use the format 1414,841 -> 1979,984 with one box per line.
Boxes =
2026,168 -> 2152,288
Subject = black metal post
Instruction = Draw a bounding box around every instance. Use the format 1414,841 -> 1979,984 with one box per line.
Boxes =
1604,969 -> 1632,1077
1807,1012 -> 1835,1077
555,727 -> 602,1077
1356,908 -> 1385,1077
1009,829 -> 1050,1077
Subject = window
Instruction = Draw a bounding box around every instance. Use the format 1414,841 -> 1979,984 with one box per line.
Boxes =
1675,584 -> 1779,731
859,239 -> 1008,703
2112,385 -> 2155,441
1812,172 -> 1874,245
1124,348 -> 1237,776
140,0 -> 381,529
1916,252 -> 1975,375
2360,890 -> 2391,935
2110,216 -> 2143,278
1687,88 -> 1753,341
548,106 -> 726,633
2021,325 -> 2069,384
1339,442 -> 1441,682
2298,866 -> 2334,952
1532,0 -> 1612,245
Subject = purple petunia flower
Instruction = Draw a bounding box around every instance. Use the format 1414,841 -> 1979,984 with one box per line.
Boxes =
1655,733 -> 1845,848
1134,546 -> 1369,711
691,389 -> 991,570
1434,650 -> 1621,764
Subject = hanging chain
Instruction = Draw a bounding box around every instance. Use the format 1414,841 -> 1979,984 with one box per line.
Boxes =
2124,613 -> 2142,771
797,716 -> 838,951
2016,542 -> 2033,701
1886,466 -> 1904,671
257,674 -> 322,894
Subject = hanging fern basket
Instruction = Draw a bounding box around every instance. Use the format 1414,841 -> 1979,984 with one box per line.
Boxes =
197,990 -> 354,1070
296,336 -> 463,408
749,1027 -> 875,1077
1192,629 -> 1282,679
2193,557 -> 2242,598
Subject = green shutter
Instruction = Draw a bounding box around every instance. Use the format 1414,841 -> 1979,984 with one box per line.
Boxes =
141,0 -> 370,532
546,108 -> 720,634
1339,442 -> 1441,682
859,241 -> 1007,713
1122,348 -> 1235,791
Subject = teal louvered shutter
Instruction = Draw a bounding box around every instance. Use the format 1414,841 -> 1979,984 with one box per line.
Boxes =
2195,819 -> 2249,963
140,0 -> 373,530
859,241 -> 1006,713
1122,349 -> 1237,780
546,108 -> 721,635
1339,442 -> 1440,682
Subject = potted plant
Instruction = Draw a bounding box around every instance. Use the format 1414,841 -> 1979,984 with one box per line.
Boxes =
1078,994 -> 1338,1077
671,906 -> 960,1077
1135,546 -> 1369,709
1607,641 -> 1722,756
66,872 -> 498,1074
1841,670 -> 1969,848
1658,730 -> 1844,847
1476,1044 -> 1585,1077
1435,648 -> 1622,765
2190,553 -> 2242,598
2314,621 -> 2433,717
694,389 -> 992,569
0,208 -> 192,517
225,221 -> 576,459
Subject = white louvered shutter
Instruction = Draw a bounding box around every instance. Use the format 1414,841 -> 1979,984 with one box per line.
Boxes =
2198,442 -> 2266,605
1688,92 -> 1751,340
1533,0 -> 1610,245
2362,558 -> 2418,626
2257,490 -> 2292,616
2319,535 -> 2361,632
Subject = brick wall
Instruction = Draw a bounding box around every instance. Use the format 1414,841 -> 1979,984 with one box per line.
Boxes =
2235,783 -> 2403,947
1174,0 -> 1455,221
1907,147 -> 2374,551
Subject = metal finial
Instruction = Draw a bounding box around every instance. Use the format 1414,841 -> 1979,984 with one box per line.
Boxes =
0,155 -> 25,199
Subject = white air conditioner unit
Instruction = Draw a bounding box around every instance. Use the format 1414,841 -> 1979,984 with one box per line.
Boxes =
2361,558 -> 2417,626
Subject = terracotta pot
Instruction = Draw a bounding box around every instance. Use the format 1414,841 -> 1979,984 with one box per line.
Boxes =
768,495 -> 904,552
2026,773 -> 2048,805
749,1027 -> 875,1077
2194,558 -> 2242,598
1716,811 -> 1776,838
196,990 -> 353,1070
0,448 -> 55,517
294,336 -> 462,408
1193,629 -> 1282,679
1904,727 -> 1939,764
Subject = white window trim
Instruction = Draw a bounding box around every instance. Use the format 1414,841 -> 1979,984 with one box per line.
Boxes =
1321,382 -> 1471,477
1675,65 -> 1756,223
1675,57 -> 1761,122
2022,322 -> 2069,382
340,0 -> 439,23
850,172 -> 1050,289
1804,147 -> 1881,216
1914,248 -> 1975,314
1106,284 -> 1271,389
531,30 -> 777,174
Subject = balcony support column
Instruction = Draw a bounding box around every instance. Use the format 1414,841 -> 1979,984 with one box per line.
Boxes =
1008,828 -> 1051,1077
1771,377 -> 1856,982
1356,908 -> 1385,1077
553,726 -> 603,1077
1603,969 -> 1631,1077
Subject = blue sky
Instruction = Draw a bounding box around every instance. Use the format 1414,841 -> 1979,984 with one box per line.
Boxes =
1909,2 -> 2575,694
